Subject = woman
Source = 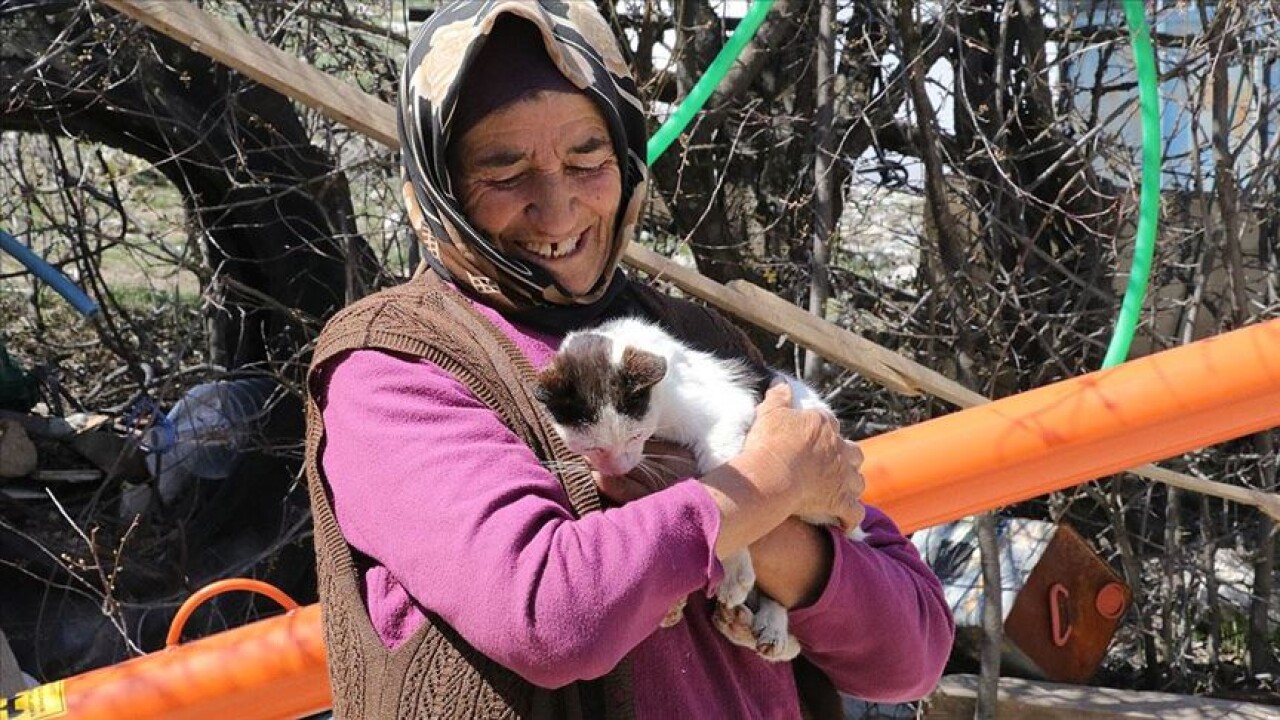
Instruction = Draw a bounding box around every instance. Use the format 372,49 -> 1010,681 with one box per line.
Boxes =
304,3 -> 953,718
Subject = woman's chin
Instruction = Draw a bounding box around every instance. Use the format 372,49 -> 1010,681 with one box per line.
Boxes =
544,263 -> 609,297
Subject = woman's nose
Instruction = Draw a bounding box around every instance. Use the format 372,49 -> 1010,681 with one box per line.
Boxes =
525,173 -> 577,234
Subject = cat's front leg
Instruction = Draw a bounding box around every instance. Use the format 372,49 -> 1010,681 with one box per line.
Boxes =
752,596 -> 802,662
717,549 -> 756,608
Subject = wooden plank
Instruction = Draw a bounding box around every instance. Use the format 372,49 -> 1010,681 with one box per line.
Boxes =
101,0 -> 398,146
98,0 -> 1280,520
924,675 -> 1280,719
626,244 -> 943,399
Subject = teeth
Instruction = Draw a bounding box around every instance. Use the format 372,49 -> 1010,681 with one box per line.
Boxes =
518,235 -> 579,259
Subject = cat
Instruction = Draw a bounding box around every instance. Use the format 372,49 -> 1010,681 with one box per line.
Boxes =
533,316 -> 865,662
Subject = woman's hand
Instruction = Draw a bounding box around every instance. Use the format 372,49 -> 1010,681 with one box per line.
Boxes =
593,440 -> 698,505
739,382 -> 866,531
698,381 -> 865,562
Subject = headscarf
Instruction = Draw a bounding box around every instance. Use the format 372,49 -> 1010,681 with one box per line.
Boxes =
399,0 -> 649,333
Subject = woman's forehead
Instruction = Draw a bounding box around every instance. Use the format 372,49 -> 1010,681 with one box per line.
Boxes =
455,92 -> 612,166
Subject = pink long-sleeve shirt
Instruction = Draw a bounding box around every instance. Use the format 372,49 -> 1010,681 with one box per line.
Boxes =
319,299 -> 953,718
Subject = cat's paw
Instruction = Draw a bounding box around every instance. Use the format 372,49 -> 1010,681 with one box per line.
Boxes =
848,525 -> 868,542
752,599 -> 802,662
756,632 -> 802,662
712,601 -> 759,649
659,597 -> 687,628
717,552 -> 756,608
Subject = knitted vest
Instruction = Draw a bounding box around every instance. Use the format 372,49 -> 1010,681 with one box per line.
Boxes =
303,272 -> 842,719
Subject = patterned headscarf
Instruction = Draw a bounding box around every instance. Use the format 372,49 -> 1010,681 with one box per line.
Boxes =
399,0 -> 649,332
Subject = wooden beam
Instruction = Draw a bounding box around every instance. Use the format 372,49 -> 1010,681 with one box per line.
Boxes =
925,674 -> 1280,719
624,244 -> 951,400
101,0 -> 397,146
98,0 -> 1280,520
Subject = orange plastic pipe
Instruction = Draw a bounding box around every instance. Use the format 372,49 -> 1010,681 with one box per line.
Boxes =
10,319 -> 1280,719
32,603 -> 330,720
862,317 -> 1280,532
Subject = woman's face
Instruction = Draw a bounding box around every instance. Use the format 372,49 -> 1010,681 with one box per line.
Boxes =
452,91 -> 622,297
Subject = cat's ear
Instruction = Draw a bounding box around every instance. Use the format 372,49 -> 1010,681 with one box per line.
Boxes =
620,347 -> 666,392
533,363 -> 562,405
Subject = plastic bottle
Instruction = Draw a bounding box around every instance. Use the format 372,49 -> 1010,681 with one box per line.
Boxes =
142,377 -> 275,504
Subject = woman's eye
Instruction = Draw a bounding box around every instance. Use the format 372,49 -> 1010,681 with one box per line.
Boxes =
568,159 -> 609,175
488,174 -> 524,189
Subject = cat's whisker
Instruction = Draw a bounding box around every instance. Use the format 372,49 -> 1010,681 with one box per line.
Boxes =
630,460 -> 674,492
641,448 -> 701,473
641,451 -> 693,463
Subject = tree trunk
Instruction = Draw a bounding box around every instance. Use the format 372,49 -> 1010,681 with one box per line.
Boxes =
0,3 -> 373,371
804,0 -> 836,383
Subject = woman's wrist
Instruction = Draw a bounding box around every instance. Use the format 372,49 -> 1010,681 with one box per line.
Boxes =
698,449 -> 799,560
724,447 -> 799,509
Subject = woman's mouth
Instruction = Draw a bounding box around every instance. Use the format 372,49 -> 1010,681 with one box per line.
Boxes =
515,231 -> 584,260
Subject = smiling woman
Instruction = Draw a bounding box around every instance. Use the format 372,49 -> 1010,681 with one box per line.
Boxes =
305,3 -> 952,718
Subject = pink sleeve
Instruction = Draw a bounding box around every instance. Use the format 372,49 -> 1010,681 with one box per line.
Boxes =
788,508 -> 954,702
319,349 -> 724,688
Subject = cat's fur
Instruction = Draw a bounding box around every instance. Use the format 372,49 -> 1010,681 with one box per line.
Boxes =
534,317 -> 864,662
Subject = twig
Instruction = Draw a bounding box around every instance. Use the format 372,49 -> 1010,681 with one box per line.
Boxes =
44,488 -> 144,655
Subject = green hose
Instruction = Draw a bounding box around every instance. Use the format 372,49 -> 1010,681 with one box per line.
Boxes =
645,0 -> 1158,370
645,0 -> 774,165
1104,2 -> 1162,368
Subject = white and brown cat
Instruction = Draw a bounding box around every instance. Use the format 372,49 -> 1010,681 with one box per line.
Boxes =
533,317 -> 864,662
